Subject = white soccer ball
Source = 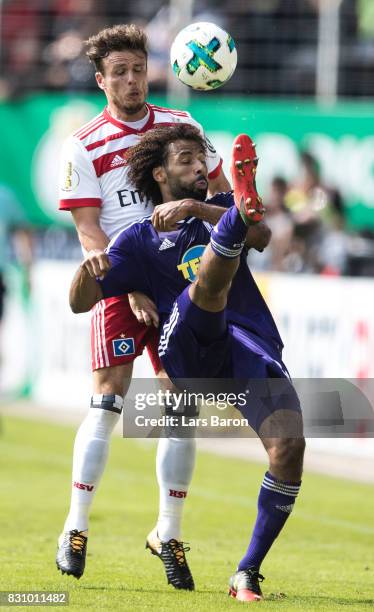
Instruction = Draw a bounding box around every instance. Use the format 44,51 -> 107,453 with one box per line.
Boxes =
170,22 -> 237,91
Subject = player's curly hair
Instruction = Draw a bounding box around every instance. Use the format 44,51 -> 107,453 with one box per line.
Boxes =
86,24 -> 148,73
127,124 -> 207,204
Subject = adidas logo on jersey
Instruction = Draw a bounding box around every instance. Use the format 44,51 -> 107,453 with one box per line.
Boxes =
159,238 -> 176,251
110,154 -> 126,168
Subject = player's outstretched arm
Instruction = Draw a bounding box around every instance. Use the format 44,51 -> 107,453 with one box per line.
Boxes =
69,250 -> 108,313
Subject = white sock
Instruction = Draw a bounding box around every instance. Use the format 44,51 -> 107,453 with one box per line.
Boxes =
63,396 -> 122,533
156,436 -> 196,541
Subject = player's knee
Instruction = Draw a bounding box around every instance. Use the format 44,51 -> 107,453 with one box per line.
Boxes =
93,363 -> 133,396
268,437 -> 305,471
193,276 -> 230,305
93,377 -> 124,396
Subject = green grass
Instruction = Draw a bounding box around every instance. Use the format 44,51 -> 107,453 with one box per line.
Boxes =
0,415 -> 373,611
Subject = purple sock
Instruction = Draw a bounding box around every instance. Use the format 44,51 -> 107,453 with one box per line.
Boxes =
210,206 -> 247,259
238,471 -> 301,571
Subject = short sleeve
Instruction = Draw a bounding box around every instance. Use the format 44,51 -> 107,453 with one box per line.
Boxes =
98,229 -> 147,298
58,136 -> 102,211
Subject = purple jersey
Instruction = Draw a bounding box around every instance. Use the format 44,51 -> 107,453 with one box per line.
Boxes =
99,192 -> 283,352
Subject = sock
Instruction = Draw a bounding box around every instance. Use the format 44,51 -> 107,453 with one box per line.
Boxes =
238,471 -> 301,571
156,436 -> 196,541
210,206 -> 247,259
63,395 -> 122,533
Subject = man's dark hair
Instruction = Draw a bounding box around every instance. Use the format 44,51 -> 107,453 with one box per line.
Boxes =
86,24 -> 148,73
127,124 -> 207,204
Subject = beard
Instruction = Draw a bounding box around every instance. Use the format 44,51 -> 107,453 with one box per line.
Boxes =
122,100 -> 146,115
168,177 -> 208,202
111,85 -> 148,117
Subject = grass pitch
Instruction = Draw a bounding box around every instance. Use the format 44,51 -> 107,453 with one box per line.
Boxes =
0,415 -> 373,611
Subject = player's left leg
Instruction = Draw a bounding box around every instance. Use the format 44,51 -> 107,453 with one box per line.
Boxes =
230,404 -> 305,602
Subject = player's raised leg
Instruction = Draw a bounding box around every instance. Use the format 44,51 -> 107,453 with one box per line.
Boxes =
183,134 -> 306,602
190,134 -> 264,314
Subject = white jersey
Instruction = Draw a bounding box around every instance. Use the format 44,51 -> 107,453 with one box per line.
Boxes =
59,103 -> 222,239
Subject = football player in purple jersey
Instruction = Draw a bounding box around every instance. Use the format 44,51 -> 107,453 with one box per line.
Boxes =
69,124 -> 305,602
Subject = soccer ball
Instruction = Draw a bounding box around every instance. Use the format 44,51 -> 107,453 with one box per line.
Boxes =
170,22 -> 237,91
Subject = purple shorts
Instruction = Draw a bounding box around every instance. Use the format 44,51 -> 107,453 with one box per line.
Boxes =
159,287 -> 300,433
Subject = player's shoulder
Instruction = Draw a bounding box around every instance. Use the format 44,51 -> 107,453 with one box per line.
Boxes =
107,215 -> 153,251
71,110 -> 108,141
149,103 -> 191,120
150,103 -> 204,134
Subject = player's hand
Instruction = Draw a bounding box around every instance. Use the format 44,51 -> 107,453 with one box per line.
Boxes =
128,291 -> 159,327
81,249 -> 111,279
151,199 -> 198,231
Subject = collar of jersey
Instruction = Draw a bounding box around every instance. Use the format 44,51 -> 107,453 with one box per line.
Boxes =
103,103 -> 155,134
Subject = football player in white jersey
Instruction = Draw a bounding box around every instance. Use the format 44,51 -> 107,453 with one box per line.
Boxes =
56,24 -> 230,588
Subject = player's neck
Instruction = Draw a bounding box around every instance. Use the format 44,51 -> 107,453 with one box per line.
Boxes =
107,102 -> 148,123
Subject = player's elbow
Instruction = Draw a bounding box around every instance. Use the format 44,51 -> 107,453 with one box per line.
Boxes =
70,302 -> 81,314
69,297 -> 86,314
69,289 -> 95,314
69,266 -> 101,313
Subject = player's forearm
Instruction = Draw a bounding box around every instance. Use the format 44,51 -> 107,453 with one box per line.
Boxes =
69,265 -> 102,313
70,208 -> 110,252
189,201 -> 226,225
76,224 -> 109,252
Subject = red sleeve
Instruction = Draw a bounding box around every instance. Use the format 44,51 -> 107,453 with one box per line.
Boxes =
59,197 -> 102,211
208,158 -> 223,180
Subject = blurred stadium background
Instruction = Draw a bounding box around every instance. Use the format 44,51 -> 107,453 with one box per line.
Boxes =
0,1 -> 374,605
